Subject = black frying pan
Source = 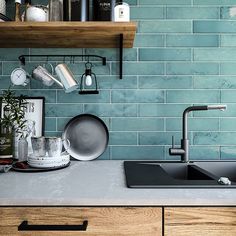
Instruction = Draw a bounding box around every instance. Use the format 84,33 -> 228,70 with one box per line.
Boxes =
62,114 -> 109,161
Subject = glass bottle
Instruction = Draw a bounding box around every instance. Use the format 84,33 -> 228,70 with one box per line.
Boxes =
18,137 -> 28,162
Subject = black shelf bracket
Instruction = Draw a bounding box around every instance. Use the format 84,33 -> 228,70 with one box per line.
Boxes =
18,54 -> 107,66
119,34 -> 124,80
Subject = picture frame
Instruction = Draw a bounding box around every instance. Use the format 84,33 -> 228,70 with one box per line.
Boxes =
1,96 -> 45,153
22,97 -> 45,153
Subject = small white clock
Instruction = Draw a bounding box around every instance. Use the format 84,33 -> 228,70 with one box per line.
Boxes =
11,68 -> 28,86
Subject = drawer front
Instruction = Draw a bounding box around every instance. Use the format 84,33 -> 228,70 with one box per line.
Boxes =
165,207 -> 236,236
0,207 -> 162,236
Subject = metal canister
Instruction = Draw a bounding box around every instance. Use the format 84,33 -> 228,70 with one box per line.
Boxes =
63,0 -> 89,21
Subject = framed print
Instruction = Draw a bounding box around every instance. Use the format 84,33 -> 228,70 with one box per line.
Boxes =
23,97 -> 45,152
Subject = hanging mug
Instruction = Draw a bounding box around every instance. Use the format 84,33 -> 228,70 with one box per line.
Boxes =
32,63 -> 57,87
55,64 -> 78,93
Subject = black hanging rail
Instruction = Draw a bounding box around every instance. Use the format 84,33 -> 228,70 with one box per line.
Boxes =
18,54 -> 107,66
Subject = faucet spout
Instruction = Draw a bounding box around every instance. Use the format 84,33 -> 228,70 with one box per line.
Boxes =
169,104 -> 227,163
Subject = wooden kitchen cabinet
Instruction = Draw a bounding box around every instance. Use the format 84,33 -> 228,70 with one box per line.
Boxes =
0,207 -> 162,236
164,207 -> 236,236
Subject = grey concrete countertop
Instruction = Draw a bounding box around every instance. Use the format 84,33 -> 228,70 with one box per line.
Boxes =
0,160 -> 236,206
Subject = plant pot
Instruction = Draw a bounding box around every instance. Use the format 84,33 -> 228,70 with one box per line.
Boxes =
0,131 -> 13,158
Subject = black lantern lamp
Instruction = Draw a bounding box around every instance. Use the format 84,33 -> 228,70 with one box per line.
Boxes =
79,62 -> 99,95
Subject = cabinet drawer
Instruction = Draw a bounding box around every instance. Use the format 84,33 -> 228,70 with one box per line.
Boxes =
165,207 -> 236,236
0,207 -> 162,236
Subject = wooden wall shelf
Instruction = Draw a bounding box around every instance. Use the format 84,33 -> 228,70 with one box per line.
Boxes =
0,22 -> 136,48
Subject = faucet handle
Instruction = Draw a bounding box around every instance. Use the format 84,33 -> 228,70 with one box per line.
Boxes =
172,135 -> 175,148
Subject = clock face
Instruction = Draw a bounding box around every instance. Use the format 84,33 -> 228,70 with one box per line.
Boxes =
11,68 -> 27,86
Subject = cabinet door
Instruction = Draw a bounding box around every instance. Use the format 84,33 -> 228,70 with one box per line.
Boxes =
0,207 -> 162,236
165,207 -> 236,236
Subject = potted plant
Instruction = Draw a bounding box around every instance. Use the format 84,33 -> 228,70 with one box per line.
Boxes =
0,89 -> 28,159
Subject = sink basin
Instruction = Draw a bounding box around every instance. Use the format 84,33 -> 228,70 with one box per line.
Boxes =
124,161 -> 236,188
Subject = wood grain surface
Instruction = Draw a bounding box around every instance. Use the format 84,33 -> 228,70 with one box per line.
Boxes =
165,207 -> 236,236
0,207 -> 162,236
0,22 -> 136,48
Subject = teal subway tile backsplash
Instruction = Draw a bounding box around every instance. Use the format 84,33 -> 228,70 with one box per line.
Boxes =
194,76 -> 236,89
166,35 -> 219,47
194,21 -> 236,33
221,35 -> 236,46
166,118 -> 219,131
139,76 -> 193,89
109,132 -> 137,145
139,49 -> 191,61
111,90 -> 165,103
167,90 -> 220,103
167,7 -> 219,19
111,118 -> 164,131
134,34 -> 165,47
139,21 -> 192,33
194,48 -> 236,61
131,7 -> 165,19
220,63 -> 236,75
1,0 -> 236,160
139,0 -> 191,5
194,0 -> 236,5
45,104 -> 83,117
166,63 -> 219,75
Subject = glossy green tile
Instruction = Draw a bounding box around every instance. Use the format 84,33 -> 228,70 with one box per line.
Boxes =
131,7 -> 164,19
112,118 -> 164,131
166,35 -> 219,47
167,63 -> 219,75
221,90 -> 236,103
139,76 -> 193,89
220,146 -> 236,160
98,76 -> 138,89
57,90 -> 110,103
134,34 -> 165,47
220,118 -> 236,131
193,132 -> 236,145
139,0 -> 191,5
139,104 -> 191,117
194,0 -> 236,5
220,63 -> 236,75
139,132 -> 182,145
166,118 -> 219,131
194,48 -> 236,61
139,21 -> 192,33
194,20 -> 236,33
112,62 -> 164,75
221,35 -> 236,46
45,118 -> 57,132
0,48 -> 28,61
167,7 -> 219,19
45,104 -> 83,117
167,90 -> 220,103
189,146 -> 220,160
109,132 -> 137,145
14,90 -> 56,103
139,49 -> 191,61
111,146 -> 164,160
194,76 -> 236,89
112,90 -> 165,103
84,104 -> 137,117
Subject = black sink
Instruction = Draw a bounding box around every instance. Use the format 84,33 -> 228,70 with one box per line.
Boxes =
124,161 -> 236,188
